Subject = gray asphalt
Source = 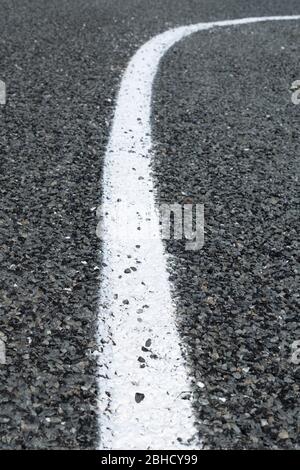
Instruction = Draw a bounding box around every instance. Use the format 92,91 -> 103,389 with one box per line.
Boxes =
0,0 -> 299,449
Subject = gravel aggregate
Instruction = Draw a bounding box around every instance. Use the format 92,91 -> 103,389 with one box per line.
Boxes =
0,0 -> 299,449
152,21 -> 300,449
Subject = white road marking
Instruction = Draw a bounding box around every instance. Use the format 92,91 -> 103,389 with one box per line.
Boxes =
97,16 -> 300,450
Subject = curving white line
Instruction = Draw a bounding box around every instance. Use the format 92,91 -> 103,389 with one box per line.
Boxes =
97,16 -> 300,450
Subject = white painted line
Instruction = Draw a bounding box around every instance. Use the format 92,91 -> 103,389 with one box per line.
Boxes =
97,16 -> 300,450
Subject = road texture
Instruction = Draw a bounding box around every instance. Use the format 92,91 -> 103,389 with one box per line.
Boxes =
0,0 -> 299,449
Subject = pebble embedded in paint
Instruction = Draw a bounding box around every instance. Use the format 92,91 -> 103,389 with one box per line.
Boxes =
135,393 -> 145,404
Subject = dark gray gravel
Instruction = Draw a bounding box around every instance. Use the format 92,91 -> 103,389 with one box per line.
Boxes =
153,21 -> 300,449
0,0 -> 299,450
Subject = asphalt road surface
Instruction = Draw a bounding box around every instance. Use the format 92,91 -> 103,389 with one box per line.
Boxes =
0,0 -> 299,450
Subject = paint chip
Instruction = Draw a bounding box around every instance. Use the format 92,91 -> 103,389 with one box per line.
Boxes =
197,381 -> 205,389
